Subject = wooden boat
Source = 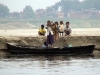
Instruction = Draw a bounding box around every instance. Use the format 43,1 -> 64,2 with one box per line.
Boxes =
6,43 -> 95,55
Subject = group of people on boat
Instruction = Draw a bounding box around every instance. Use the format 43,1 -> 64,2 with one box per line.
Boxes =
38,20 -> 72,48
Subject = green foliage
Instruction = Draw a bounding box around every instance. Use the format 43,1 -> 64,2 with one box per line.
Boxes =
46,6 -> 54,13
22,5 -> 36,18
82,0 -> 100,10
0,3 -> 9,18
46,11 -> 57,17
52,0 -> 100,13
1,18 -> 100,28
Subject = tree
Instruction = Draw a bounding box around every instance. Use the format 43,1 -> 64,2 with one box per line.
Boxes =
59,0 -> 81,12
82,0 -> 100,10
46,11 -> 57,17
52,2 -> 61,11
46,6 -> 54,13
0,3 -> 9,18
22,5 -> 35,18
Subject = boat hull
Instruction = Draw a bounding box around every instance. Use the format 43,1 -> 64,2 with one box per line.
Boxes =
6,43 -> 95,55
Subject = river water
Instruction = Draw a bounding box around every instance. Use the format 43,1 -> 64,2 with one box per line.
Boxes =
0,55 -> 100,75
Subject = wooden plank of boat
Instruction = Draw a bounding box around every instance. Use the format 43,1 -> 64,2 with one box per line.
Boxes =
6,43 -> 95,55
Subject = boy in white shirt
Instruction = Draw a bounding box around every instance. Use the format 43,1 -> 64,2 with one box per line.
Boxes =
59,21 -> 64,37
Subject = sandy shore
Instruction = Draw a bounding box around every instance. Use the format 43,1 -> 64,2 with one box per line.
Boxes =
0,35 -> 100,58
0,28 -> 100,36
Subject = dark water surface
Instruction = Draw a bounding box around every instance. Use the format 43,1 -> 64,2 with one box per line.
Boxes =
0,55 -> 100,75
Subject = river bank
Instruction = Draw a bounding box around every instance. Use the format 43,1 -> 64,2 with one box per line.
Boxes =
0,28 -> 100,58
0,36 -> 100,58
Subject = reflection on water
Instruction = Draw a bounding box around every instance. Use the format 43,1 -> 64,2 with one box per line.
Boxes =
0,55 -> 100,75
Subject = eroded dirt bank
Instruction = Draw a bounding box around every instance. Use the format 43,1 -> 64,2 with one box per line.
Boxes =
0,36 -> 100,57
0,36 -> 100,49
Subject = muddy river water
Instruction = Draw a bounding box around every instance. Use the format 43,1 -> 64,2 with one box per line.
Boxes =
0,55 -> 100,75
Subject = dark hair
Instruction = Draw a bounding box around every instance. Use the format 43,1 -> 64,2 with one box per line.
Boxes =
47,20 -> 51,26
41,24 -> 44,27
66,21 -> 69,24
60,21 -> 63,24
47,20 -> 50,23
55,21 -> 59,25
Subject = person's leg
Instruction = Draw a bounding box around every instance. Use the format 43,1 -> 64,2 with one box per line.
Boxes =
61,32 -> 62,36
47,36 -> 52,47
46,35 -> 49,46
55,33 -> 58,41
59,32 -> 61,37
49,33 -> 54,47
53,34 -> 55,41
60,32 -> 63,37
54,34 -> 56,41
57,33 -> 59,39
62,32 -> 63,36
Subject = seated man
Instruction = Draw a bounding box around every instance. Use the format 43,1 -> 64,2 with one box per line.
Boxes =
42,41 -> 48,48
38,24 -> 46,36
64,22 -> 72,35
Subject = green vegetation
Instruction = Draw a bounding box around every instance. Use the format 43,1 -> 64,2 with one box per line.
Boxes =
0,4 -> 9,18
0,0 -> 100,28
0,0 -> 100,19
0,18 -> 100,28
47,0 -> 100,13
22,6 -> 36,18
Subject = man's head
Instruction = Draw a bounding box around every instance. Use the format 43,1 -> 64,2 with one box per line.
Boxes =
66,22 -> 69,27
47,20 -> 51,26
55,21 -> 59,26
41,24 -> 44,29
60,21 -> 63,25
